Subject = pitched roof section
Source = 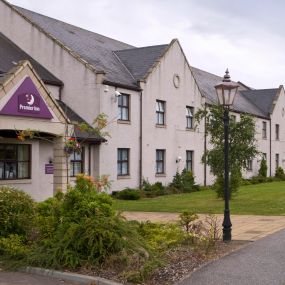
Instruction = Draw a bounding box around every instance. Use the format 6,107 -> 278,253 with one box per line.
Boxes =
56,100 -> 106,143
241,89 -> 278,116
14,6 -> 139,88
114,44 -> 169,81
191,66 -> 275,118
0,32 -> 62,86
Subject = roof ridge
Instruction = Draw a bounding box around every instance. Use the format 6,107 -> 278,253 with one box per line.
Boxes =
115,44 -> 169,53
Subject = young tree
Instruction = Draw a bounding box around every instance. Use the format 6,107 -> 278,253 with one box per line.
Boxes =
196,105 -> 258,199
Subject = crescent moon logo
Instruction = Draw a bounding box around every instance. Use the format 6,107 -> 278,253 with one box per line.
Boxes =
26,94 -> 35,106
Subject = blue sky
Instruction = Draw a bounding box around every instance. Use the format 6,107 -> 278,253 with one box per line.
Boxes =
8,0 -> 285,89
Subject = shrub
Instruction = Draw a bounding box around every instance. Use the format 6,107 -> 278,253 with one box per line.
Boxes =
141,179 -> 166,197
0,234 -> 29,259
0,186 -> 36,239
250,175 -> 267,184
275,167 -> 285,180
31,175 -> 148,269
115,188 -> 141,200
179,211 -> 198,233
169,169 -> 197,193
258,158 -> 267,177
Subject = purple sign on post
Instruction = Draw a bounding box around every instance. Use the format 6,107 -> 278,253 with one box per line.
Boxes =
45,164 -> 54,174
0,77 -> 53,119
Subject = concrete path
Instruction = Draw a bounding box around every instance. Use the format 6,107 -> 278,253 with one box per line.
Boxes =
177,228 -> 285,285
123,212 -> 285,241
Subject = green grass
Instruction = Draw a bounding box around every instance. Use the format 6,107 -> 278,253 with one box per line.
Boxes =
113,181 -> 285,215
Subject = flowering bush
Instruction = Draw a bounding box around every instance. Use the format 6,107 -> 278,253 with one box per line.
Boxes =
64,137 -> 81,154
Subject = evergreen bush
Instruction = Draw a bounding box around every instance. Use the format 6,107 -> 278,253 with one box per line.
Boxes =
275,166 -> 285,180
258,158 -> 267,177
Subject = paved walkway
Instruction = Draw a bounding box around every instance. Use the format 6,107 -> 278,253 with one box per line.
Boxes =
123,211 -> 285,241
177,228 -> 285,285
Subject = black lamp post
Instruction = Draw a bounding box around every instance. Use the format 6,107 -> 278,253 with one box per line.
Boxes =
214,69 -> 239,242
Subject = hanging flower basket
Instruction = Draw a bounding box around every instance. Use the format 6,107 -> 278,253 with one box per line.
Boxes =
64,137 -> 81,154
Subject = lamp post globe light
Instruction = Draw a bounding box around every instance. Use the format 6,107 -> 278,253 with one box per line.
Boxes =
214,69 -> 239,242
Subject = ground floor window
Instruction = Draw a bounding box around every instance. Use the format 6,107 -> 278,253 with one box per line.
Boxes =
118,148 -> 129,176
186,150 -> 193,172
0,144 -> 30,180
156,149 -> 165,174
276,153 -> 279,169
69,150 -> 84,177
246,159 -> 253,171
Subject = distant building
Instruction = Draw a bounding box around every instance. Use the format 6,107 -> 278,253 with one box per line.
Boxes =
0,0 -> 284,200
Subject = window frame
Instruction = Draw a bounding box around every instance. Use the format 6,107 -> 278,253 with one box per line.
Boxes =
69,148 -> 84,177
262,121 -> 267,139
117,148 -> 130,176
156,149 -> 165,174
0,144 -> 31,180
156,100 -> 166,125
186,150 -> 194,172
118,93 -> 130,121
186,106 -> 194,129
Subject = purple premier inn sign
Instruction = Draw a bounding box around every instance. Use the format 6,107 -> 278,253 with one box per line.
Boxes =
0,77 -> 53,119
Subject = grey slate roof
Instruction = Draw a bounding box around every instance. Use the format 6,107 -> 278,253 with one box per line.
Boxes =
56,100 -> 105,143
241,89 -> 278,116
0,32 -> 62,86
114,45 -> 169,81
13,6 -> 170,88
191,67 -> 277,118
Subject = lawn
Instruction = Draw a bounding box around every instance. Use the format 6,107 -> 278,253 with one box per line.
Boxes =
113,181 -> 285,215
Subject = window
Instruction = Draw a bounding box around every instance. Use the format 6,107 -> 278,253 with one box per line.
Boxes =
246,159 -> 253,171
186,106 -> 194,129
262,121 -> 267,139
117,148 -> 129,176
156,149 -> 165,174
186,151 -> 193,172
0,144 -> 30,180
263,153 -> 267,160
156,100 -> 165,125
276,153 -> 279,169
118,94 -> 130,121
276,124 -> 279,140
69,150 -> 84,177
230,115 -> 236,123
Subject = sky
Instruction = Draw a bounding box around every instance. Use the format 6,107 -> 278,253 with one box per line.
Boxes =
8,0 -> 285,89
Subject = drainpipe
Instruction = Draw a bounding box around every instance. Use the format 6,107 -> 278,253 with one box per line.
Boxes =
203,105 -> 207,186
59,85 -> 63,101
139,91 -> 143,189
88,144 -> 91,176
269,118 -> 272,177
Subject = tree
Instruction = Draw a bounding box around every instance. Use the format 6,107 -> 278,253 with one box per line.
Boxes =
258,158 -> 267,177
196,105 -> 258,199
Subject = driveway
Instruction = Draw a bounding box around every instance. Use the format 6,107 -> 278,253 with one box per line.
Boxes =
177,228 -> 285,285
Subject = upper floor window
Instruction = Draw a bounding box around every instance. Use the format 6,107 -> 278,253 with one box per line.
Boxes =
156,149 -> 165,174
275,124 -> 279,140
118,94 -> 130,121
69,150 -> 84,177
186,150 -> 193,172
262,121 -> 267,139
156,100 -> 165,125
117,148 -> 129,176
0,144 -> 30,180
186,106 -> 194,129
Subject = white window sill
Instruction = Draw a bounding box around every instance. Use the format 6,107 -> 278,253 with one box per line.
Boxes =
117,175 -> 131,179
117,120 -> 131,125
155,173 -> 166,177
156,124 -> 167,128
0,179 -> 32,185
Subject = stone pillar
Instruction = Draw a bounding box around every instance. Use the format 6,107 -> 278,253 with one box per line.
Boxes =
53,136 -> 69,194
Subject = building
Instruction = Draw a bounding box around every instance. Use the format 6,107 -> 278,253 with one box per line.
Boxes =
0,0 -> 284,200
